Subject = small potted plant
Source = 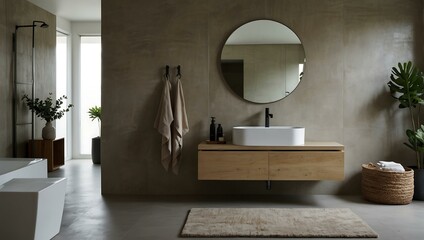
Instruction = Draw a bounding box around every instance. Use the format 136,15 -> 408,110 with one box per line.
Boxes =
387,61 -> 424,200
22,93 -> 73,140
88,106 -> 101,164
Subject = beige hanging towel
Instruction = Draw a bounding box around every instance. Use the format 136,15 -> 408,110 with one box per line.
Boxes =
171,75 -> 189,174
154,76 -> 174,171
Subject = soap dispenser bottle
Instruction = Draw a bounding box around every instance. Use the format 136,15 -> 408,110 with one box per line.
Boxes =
209,117 -> 216,141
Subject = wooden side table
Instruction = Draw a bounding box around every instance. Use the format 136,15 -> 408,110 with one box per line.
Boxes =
28,138 -> 65,172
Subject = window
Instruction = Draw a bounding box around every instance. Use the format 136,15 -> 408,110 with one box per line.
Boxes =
79,36 -> 101,155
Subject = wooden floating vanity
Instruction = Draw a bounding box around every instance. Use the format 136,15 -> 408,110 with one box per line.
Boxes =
198,142 -> 344,181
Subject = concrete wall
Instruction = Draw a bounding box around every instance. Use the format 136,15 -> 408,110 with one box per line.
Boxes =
0,0 -> 56,157
102,0 -> 424,195
0,0 -> 7,156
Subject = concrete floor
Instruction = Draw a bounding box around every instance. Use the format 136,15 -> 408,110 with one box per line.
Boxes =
50,160 -> 424,240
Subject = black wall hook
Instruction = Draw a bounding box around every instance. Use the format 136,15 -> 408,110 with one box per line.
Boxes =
165,65 -> 170,77
177,65 -> 181,77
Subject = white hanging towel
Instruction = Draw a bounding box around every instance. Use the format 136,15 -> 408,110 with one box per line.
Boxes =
154,76 -> 174,171
171,75 -> 189,174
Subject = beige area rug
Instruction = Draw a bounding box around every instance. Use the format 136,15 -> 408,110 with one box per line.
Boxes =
181,208 -> 378,238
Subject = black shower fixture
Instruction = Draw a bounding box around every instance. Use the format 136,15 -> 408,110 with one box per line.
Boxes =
12,20 -> 49,157
15,20 -> 49,30
36,20 -> 49,28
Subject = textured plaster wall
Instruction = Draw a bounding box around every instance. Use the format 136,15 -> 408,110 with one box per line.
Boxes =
0,0 -> 7,156
102,0 -> 424,195
0,0 -> 56,157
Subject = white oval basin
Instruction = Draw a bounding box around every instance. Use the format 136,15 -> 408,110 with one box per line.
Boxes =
232,126 -> 305,146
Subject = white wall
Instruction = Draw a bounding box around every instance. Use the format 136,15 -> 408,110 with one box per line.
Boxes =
56,16 -> 71,33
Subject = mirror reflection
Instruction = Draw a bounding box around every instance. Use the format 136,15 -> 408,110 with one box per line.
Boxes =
220,20 -> 306,103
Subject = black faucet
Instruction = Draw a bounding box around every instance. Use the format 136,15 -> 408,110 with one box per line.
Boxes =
265,108 -> 273,127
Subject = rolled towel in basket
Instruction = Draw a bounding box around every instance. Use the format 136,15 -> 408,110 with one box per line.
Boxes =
377,161 -> 405,172
377,161 -> 397,167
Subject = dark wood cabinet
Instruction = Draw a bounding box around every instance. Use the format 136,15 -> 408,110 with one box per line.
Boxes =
28,138 -> 65,172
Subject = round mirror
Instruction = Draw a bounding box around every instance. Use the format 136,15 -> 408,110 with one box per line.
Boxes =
220,20 -> 306,103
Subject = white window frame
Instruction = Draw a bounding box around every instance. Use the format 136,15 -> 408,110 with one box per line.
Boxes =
71,22 -> 101,159
56,29 -> 72,160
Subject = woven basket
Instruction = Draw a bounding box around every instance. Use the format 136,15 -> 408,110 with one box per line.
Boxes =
361,163 -> 414,205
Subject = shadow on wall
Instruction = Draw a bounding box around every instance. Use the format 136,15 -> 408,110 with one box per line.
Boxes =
370,86 -> 394,127
197,180 -> 320,195
336,172 -> 361,195
412,14 -> 424,68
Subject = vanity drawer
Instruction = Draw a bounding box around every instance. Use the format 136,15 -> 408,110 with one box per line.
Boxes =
269,151 -> 344,180
198,151 -> 268,180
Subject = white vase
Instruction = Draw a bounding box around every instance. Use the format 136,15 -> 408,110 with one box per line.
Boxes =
42,121 -> 56,140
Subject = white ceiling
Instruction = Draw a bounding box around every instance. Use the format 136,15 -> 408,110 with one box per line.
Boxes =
226,20 -> 301,45
27,0 -> 101,21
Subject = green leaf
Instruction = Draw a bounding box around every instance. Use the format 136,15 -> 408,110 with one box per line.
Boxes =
88,106 -> 101,121
22,93 -> 73,122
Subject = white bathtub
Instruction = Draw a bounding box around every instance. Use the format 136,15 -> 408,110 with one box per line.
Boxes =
0,158 -> 47,185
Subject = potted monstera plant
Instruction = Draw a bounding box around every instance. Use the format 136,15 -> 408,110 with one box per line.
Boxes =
22,93 -> 73,140
387,61 -> 424,200
88,106 -> 101,164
